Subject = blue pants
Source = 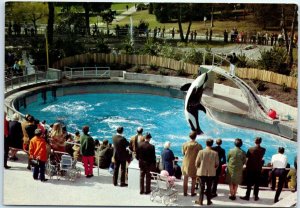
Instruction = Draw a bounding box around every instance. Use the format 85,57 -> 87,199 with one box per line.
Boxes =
33,161 -> 46,181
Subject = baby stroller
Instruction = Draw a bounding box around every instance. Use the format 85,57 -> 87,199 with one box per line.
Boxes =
46,150 -> 81,182
150,172 -> 178,205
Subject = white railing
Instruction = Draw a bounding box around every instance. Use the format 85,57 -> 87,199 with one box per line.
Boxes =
63,66 -> 110,79
4,70 -> 61,93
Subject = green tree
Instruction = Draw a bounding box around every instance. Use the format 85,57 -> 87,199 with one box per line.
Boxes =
100,9 -> 116,35
6,2 -> 48,34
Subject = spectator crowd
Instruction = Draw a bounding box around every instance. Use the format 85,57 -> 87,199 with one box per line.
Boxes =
4,112 -> 297,205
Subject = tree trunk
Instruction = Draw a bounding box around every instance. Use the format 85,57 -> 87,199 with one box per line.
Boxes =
84,3 -> 90,35
185,19 -> 192,42
287,5 -> 297,68
47,2 -> 54,45
280,7 -> 289,50
211,6 -> 214,27
177,5 -> 185,42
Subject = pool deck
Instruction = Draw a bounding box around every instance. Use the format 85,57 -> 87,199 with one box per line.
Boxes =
3,153 -> 297,207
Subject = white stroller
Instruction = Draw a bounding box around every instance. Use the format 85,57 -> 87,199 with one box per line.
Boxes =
150,172 -> 178,205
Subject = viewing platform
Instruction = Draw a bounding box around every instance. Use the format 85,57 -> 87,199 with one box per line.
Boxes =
3,153 -> 296,207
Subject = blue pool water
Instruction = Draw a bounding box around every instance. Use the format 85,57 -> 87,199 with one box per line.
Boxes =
19,93 -> 297,166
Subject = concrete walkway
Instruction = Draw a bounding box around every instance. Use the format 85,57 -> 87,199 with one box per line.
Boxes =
3,153 -> 295,207
113,6 -> 137,24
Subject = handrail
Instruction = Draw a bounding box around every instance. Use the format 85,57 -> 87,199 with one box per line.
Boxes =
63,66 -> 111,79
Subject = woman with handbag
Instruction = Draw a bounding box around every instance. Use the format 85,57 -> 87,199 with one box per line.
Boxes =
29,128 -> 48,182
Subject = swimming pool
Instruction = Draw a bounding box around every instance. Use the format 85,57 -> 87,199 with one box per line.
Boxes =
19,92 -> 297,166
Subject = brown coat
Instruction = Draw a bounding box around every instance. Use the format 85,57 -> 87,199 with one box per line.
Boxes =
195,148 -> 219,177
21,120 -> 30,144
181,140 -> 202,177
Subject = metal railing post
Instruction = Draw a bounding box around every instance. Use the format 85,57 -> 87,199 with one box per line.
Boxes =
203,52 -> 206,65
11,79 -> 13,90
83,67 -> 85,77
96,67 -> 98,77
27,75 -> 29,85
70,68 -> 73,78
35,74 -> 37,83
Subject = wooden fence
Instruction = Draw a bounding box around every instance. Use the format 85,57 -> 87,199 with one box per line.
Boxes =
52,53 -> 297,89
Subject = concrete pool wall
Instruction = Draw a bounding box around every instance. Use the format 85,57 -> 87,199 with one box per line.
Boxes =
5,71 -> 297,141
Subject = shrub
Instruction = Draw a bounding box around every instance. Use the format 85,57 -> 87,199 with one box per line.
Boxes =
256,81 -> 268,91
159,68 -> 169,75
176,68 -> 187,76
182,49 -> 203,65
141,38 -> 160,55
134,66 -> 143,73
258,46 -> 288,74
282,83 -> 290,92
237,53 -> 247,68
150,63 -> 158,71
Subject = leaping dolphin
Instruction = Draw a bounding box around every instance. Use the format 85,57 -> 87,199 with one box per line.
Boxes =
180,71 -> 209,135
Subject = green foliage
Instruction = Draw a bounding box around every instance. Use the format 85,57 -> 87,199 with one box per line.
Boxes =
182,48 -> 203,65
149,63 -> 158,71
136,3 -> 148,11
237,53 -> 247,68
53,37 -> 86,58
95,38 -> 111,53
122,36 -> 134,54
159,68 -> 169,75
148,3 -> 154,14
176,68 -> 187,76
258,46 -> 290,75
137,20 -> 149,33
256,81 -> 268,91
134,66 -> 143,73
282,83 -> 290,92
141,38 -> 160,56
246,59 -> 258,68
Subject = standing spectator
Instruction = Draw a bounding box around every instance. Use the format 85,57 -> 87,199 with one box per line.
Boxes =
29,128 -> 48,182
171,28 -> 175,39
211,138 -> 226,198
126,5 -> 128,10
49,123 -> 65,152
240,137 -> 266,201
129,127 -> 144,158
190,31 -> 194,41
13,60 -> 20,75
195,139 -> 219,206
136,132 -> 156,194
8,113 -> 23,161
80,126 -> 95,178
271,147 -> 287,203
25,115 -> 37,170
182,131 -> 202,196
162,26 -> 165,38
226,138 -> 246,200
72,131 -> 81,161
161,141 -> 175,176
224,29 -> 228,43
194,30 -> 197,41
209,28 -> 212,42
229,53 -> 238,76
205,29 -> 209,41
112,126 -> 129,187
4,113 -> 11,169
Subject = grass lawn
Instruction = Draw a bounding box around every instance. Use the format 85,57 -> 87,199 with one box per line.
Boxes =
111,3 -> 135,11
112,9 -> 279,36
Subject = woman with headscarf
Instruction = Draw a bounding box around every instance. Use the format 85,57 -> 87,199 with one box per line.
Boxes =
226,138 -> 246,200
8,113 -> 23,160
161,141 -> 175,176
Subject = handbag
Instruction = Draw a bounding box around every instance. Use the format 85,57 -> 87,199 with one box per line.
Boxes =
30,159 -> 39,167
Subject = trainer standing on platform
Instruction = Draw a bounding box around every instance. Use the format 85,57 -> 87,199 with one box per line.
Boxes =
240,137 -> 266,201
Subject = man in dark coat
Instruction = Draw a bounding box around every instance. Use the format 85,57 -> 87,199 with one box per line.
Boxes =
240,137 -> 266,201
211,138 -> 226,197
136,132 -> 156,194
112,126 -> 129,187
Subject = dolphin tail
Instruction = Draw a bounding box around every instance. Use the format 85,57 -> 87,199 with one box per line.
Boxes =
197,128 -> 204,135
180,83 -> 191,91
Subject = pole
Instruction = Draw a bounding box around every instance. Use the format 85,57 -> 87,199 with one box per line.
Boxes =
45,28 -> 49,70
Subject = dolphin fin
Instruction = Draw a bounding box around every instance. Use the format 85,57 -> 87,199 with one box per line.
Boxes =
197,103 -> 206,114
180,83 -> 192,91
